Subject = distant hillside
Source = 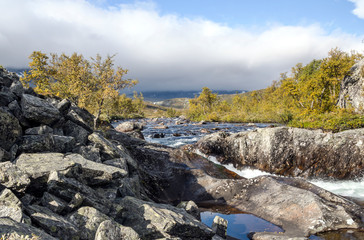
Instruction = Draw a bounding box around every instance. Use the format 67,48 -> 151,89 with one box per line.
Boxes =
125,90 -> 247,101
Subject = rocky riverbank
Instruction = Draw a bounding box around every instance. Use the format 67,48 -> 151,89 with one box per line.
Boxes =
1,67 -> 364,239
194,126 -> 364,179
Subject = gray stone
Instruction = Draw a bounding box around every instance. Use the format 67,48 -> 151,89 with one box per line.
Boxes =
10,80 -> 24,97
25,204 -> 80,240
212,216 -> 228,239
103,158 -> 128,173
16,153 -> 127,187
177,201 -> 200,220
0,161 -> 30,192
252,232 -> 308,240
68,206 -> 110,240
53,135 -> 75,153
95,220 -> 141,240
63,120 -> 90,145
0,90 -> 16,106
21,94 -> 61,125
8,100 -> 30,127
115,121 -> 144,132
19,134 -> 55,153
74,145 -> 101,162
57,99 -> 71,114
25,125 -> 54,135
66,104 -> 94,131
0,147 -> 11,162
41,192 -> 67,215
47,171 -> 113,215
0,108 -> 22,151
119,196 -> 214,239
195,127 -> 364,179
0,188 -> 29,223
0,217 -> 57,240
88,132 -> 137,169
338,59 -> 364,112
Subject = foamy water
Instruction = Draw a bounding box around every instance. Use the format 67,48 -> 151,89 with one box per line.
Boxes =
197,150 -> 364,200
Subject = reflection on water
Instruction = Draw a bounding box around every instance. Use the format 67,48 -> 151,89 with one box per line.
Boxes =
114,118 -> 364,240
201,211 -> 283,240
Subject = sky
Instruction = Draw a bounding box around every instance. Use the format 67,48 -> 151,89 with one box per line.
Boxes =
1,0 -> 364,91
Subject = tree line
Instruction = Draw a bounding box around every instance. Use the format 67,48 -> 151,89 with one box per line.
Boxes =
21,51 -> 145,127
187,48 -> 364,131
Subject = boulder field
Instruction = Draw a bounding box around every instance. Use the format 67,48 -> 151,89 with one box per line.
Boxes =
0,67 -> 364,239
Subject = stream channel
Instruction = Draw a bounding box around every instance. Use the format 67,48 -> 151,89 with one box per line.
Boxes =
114,118 -> 364,240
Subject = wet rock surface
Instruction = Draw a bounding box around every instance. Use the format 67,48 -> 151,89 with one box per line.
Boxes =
0,68 -> 364,239
195,126 -> 364,179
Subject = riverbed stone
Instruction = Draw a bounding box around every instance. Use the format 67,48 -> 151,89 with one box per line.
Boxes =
195,127 -> 364,179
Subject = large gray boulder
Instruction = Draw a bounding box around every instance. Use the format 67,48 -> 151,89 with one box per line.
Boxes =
338,59 -> 364,112
0,188 -> 29,223
68,206 -> 111,240
95,220 -> 141,240
0,217 -> 57,240
195,127 -> 364,179
16,153 -> 128,187
0,108 -> 22,151
21,94 -> 61,125
25,204 -> 81,240
0,161 -> 30,192
119,196 -> 214,239
47,171 -> 114,215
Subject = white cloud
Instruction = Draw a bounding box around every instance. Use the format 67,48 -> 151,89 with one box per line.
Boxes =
350,0 -> 364,19
0,0 -> 363,91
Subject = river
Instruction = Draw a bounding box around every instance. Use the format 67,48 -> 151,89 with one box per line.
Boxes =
114,118 -> 364,239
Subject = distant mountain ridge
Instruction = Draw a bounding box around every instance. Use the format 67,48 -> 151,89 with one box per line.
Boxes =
126,90 -> 248,101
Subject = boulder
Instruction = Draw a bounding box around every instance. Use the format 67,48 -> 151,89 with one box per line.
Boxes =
10,80 -> 24,97
16,153 -> 127,187
115,121 -> 144,132
41,192 -> 68,215
68,206 -> 111,240
88,132 -> 137,169
0,90 -> 16,106
66,104 -> 94,131
0,217 -> 57,240
47,171 -> 114,215
227,176 -> 364,237
25,204 -> 80,240
0,161 -> 30,192
177,201 -> 200,220
338,59 -> 364,112
95,220 -> 141,240
19,134 -> 54,153
0,147 -> 11,162
8,100 -> 30,127
195,127 -> 364,179
73,145 -> 101,163
53,135 -> 75,153
63,120 -> 90,145
119,196 -> 214,239
0,188 -> 29,223
57,99 -> 71,114
212,216 -> 228,239
25,125 -> 54,135
21,94 -> 61,125
0,108 -> 22,151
